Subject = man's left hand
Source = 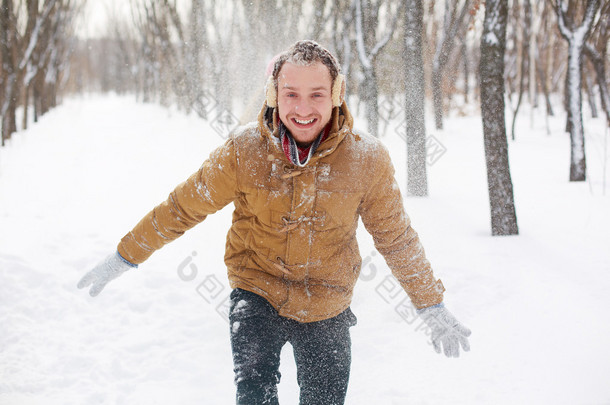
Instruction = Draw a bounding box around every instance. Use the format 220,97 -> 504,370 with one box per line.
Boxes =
417,304 -> 471,358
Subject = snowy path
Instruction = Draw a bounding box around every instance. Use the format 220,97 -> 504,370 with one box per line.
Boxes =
0,95 -> 609,404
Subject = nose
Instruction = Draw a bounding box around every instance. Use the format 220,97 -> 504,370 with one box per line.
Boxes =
294,98 -> 314,116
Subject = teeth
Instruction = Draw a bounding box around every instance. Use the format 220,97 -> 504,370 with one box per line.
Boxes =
295,118 -> 314,125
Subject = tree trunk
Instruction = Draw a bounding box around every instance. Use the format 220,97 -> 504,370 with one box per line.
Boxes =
354,0 -> 400,138
584,43 -> 610,126
480,0 -> 519,236
404,0 -> 428,196
187,0 -> 205,116
565,40 -> 587,181
431,0 -> 471,130
33,72 -> 42,123
362,68 -> 379,138
22,83 -> 30,131
431,63 -> 444,130
511,0 -> 532,141
528,0 -> 537,109
310,0 -> 327,41
583,64 -> 598,118
535,59 -> 554,117
1,74 -> 17,144
555,0 -> 600,182
461,39 -> 469,105
1,0 -> 17,144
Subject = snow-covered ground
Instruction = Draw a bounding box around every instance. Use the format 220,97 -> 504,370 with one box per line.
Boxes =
0,94 -> 608,404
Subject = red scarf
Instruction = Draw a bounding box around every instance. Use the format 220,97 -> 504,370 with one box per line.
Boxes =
280,122 -> 331,166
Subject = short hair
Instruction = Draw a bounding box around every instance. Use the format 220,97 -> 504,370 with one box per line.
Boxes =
271,40 -> 341,88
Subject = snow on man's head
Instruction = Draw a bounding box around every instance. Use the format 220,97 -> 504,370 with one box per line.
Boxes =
270,40 -> 341,88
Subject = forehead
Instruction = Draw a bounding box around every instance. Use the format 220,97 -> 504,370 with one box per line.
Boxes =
277,61 -> 332,89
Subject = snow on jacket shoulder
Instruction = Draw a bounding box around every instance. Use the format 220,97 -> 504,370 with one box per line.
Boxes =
118,102 -> 444,322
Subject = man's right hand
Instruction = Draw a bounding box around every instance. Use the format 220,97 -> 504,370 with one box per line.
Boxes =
77,251 -> 136,297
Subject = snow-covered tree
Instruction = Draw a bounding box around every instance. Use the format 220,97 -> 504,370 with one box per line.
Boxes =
1,0 -> 76,144
431,0 -> 472,130
1,0 -> 17,145
354,0 -> 401,138
404,0 -> 427,196
583,0 -> 610,126
510,0 -> 532,141
330,1 -> 355,78
480,0 -> 519,236
554,0 -> 600,182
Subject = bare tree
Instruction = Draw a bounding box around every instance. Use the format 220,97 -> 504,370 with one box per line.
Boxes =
186,0 -> 207,117
34,0 -> 80,118
330,1 -> 356,88
480,0 -> 519,236
310,0 -> 329,41
66,0 -> 604,182
553,0 -> 600,182
404,0 -> 427,196
535,1 -> 556,120
510,0 -> 532,140
1,0 -> 70,144
431,0 -> 472,130
583,0 -> 610,125
130,0 -> 183,105
1,0 -> 17,145
354,0 -> 401,138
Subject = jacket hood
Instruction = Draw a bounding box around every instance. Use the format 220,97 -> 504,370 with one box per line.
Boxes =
257,102 -> 354,161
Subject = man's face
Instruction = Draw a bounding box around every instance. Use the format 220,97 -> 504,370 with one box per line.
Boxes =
276,61 -> 334,147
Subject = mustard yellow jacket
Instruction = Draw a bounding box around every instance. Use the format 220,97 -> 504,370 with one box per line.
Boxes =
117,102 -> 444,322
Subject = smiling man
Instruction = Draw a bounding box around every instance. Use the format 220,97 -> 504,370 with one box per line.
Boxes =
277,61 -> 334,146
78,40 -> 471,405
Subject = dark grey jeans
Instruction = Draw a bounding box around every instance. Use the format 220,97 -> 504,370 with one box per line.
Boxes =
229,288 -> 357,405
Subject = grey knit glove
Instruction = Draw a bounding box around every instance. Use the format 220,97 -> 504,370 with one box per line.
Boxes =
77,251 -> 136,297
417,304 -> 471,358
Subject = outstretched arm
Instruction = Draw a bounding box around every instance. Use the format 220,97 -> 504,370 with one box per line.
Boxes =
118,136 -> 239,264
77,136 -> 239,296
359,147 -> 444,308
359,146 -> 470,357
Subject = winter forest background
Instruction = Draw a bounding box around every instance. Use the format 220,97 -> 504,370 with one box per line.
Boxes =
2,0 -> 609,230
1,0 -> 610,404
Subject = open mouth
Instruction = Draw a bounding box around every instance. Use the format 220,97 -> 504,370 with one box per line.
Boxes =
293,118 -> 316,126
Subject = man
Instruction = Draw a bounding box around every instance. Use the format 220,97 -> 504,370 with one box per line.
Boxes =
78,40 -> 471,405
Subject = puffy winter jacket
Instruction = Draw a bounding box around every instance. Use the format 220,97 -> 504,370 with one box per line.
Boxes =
117,102 -> 444,322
